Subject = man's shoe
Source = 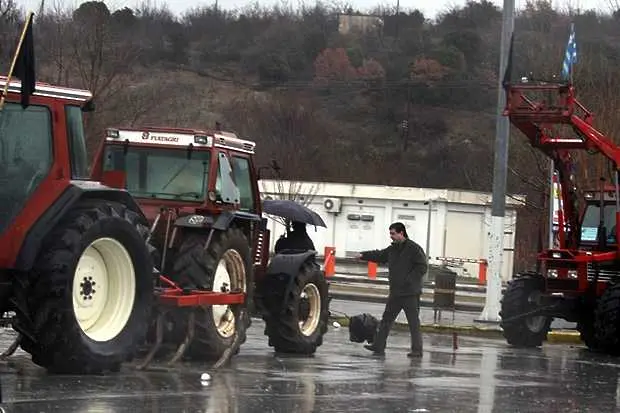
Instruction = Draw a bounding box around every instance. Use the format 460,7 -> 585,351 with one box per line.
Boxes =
407,351 -> 423,358
364,344 -> 384,355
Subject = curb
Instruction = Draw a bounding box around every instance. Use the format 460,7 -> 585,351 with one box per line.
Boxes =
547,330 -> 582,344
328,316 -> 584,345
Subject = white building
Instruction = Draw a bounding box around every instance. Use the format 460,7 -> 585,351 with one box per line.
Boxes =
337,14 -> 384,35
259,179 -> 525,282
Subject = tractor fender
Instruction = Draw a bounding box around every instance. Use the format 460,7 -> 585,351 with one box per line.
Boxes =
173,212 -> 262,255
14,181 -> 146,272
212,210 -> 262,231
265,251 -> 318,278
173,211 -> 262,236
264,251 -> 320,311
174,214 -> 215,229
174,211 -> 261,231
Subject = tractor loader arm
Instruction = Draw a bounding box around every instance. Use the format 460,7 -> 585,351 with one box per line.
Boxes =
503,80 -> 620,252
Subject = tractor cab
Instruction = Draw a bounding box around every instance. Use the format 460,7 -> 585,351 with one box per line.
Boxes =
578,188 -> 619,251
91,126 -> 261,218
0,76 -> 93,268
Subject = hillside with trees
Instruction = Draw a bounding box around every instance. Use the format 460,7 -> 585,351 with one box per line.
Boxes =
2,0 -> 620,270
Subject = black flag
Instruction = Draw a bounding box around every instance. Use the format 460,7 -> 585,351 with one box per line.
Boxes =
13,13 -> 36,109
502,32 -> 515,86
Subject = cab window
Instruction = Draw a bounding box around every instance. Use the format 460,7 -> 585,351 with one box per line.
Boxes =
231,156 -> 255,212
66,105 -> 89,179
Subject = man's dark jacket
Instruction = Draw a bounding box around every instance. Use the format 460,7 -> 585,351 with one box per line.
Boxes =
360,239 -> 428,296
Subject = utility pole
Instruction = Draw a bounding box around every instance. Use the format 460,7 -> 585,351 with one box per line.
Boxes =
403,82 -> 411,151
478,0 -> 515,322
395,0 -> 400,39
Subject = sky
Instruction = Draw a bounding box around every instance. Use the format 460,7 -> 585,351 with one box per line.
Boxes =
14,0 -> 615,21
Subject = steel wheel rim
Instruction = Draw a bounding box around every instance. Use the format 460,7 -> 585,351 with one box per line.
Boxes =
525,290 -> 546,333
72,237 -> 136,342
211,249 -> 246,338
299,283 -> 321,336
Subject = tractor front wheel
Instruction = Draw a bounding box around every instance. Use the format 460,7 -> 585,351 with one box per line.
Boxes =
14,200 -> 154,374
499,273 -> 551,348
170,228 -> 252,361
262,260 -> 329,354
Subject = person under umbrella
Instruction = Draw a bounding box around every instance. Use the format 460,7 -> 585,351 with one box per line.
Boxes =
274,220 -> 316,253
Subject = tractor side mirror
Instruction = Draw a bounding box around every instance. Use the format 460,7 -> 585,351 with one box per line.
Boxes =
82,99 -> 96,113
101,170 -> 126,189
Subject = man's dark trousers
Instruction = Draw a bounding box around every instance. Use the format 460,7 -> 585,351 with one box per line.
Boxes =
372,294 -> 423,354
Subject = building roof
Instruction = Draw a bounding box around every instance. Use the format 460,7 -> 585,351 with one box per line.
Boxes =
259,179 -> 526,207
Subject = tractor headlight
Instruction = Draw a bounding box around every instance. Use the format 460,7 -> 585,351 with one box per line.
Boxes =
106,128 -> 119,139
567,269 -> 579,279
194,135 -> 209,144
547,269 -> 558,278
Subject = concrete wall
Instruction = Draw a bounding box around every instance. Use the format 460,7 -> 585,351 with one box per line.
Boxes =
259,180 -> 524,282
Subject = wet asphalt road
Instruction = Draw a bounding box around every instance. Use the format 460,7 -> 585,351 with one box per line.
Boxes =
0,321 -> 619,413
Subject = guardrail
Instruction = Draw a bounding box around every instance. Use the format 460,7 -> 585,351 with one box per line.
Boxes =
331,273 -> 506,293
326,273 -> 505,312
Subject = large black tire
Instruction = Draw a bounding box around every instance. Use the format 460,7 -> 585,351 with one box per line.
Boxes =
499,273 -> 552,348
170,227 -> 252,361
576,299 -> 601,352
261,260 -> 329,354
13,200 -> 155,374
593,283 -> 620,355
577,318 -> 600,351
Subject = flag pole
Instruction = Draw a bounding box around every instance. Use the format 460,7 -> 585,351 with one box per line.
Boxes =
0,12 -> 34,111
570,21 -> 575,85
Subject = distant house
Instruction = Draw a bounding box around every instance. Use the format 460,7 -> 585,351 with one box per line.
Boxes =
338,14 -> 384,35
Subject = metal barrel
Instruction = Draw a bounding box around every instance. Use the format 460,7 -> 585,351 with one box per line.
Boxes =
433,267 -> 457,310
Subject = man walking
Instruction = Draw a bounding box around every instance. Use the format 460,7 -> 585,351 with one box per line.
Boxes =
357,222 -> 428,357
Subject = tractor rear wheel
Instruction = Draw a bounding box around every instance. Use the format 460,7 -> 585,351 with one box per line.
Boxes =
500,273 -> 551,348
170,228 -> 252,361
262,261 -> 329,354
14,200 -> 154,374
593,284 -> 620,355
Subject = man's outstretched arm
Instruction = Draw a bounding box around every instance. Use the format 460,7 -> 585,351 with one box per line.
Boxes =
358,247 -> 390,264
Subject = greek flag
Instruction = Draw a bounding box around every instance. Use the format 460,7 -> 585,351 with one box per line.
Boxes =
561,23 -> 577,80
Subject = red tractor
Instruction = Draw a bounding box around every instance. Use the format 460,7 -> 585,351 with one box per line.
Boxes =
89,125 -> 330,362
0,76 -> 159,374
499,79 -> 620,354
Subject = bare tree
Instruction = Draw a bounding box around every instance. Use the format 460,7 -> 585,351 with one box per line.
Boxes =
68,2 -> 140,101
261,160 -> 320,203
0,0 -> 20,65
257,160 -> 321,230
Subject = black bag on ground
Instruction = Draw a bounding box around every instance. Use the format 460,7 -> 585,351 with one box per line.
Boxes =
349,313 -> 379,344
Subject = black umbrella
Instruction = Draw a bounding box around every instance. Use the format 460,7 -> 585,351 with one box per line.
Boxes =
262,199 -> 327,228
